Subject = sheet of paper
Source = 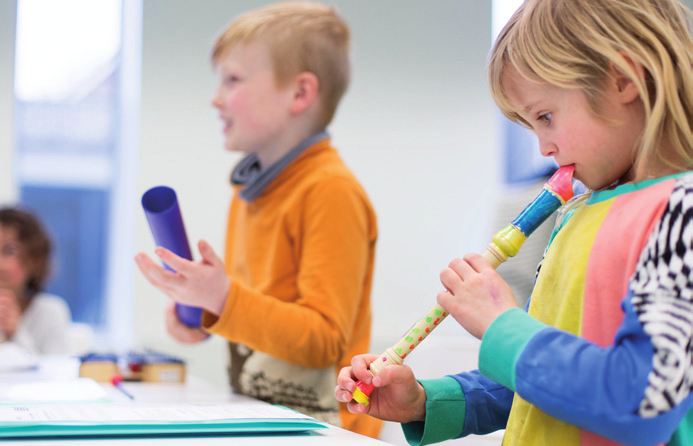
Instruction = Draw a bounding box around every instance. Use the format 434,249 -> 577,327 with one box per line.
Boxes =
0,378 -> 111,404
0,402 -> 311,423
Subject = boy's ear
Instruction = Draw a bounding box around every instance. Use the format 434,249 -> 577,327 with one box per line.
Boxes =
289,72 -> 319,114
610,53 -> 643,104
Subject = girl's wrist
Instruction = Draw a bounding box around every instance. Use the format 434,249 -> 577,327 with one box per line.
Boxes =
412,382 -> 427,422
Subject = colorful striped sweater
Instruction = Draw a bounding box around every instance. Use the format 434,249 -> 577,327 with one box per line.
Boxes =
403,172 -> 693,446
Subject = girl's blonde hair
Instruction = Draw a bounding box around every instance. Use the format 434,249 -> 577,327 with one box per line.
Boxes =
489,0 -> 693,179
211,2 -> 350,130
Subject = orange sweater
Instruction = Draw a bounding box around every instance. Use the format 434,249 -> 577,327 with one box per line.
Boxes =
202,139 -> 382,438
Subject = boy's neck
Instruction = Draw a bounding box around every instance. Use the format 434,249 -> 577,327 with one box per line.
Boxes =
254,123 -> 323,168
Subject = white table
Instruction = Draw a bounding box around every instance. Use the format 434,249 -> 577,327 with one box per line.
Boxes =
0,356 -> 393,445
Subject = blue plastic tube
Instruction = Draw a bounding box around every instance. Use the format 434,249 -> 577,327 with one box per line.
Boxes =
141,186 -> 203,327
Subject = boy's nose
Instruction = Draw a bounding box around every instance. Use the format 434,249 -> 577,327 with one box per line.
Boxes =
211,90 -> 223,109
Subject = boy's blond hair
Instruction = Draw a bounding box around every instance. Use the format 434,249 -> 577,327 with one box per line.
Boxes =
212,1 -> 350,130
489,0 -> 693,180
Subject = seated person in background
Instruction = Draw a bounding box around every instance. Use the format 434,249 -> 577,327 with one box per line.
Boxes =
0,207 -> 72,355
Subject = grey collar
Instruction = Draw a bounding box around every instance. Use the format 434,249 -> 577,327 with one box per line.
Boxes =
230,131 -> 329,202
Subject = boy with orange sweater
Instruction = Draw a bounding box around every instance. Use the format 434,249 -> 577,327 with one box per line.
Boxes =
135,1 -> 380,438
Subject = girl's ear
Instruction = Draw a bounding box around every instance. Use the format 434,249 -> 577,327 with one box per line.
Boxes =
289,72 -> 319,114
610,53 -> 643,104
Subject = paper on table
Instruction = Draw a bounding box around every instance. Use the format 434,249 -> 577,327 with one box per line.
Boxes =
0,402 -> 328,438
0,378 -> 111,404
0,401 -> 311,422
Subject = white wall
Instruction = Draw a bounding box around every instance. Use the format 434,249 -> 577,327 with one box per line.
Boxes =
133,0 -> 498,392
0,1 -> 17,204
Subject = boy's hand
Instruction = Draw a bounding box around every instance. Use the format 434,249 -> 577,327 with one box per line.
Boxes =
437,253 -> 518,339
164,300 -> 209,343
335,354 -> 427,424
135,239 -> 231,317
0,289 -> 21,338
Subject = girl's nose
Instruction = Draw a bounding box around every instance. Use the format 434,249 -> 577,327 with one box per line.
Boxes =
539,139 -> 557,158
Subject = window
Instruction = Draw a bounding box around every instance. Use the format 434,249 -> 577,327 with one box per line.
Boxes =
493,0 -> 556,184
14,0 -> 141,346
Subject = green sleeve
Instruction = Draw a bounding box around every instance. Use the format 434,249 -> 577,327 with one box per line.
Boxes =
479,307 -> 548,391
401,376 -> 466,446
669,407 -> 693,446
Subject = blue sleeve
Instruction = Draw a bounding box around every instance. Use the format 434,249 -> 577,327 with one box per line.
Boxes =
400,372 -> 512,446
448,369 -> 514,436
480,295 -> 693,446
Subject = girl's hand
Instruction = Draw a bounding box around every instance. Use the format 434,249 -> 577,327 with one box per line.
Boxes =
437,253 -> 518,339
135,239 -> 231,317
164,300 -> 209,343
0,289 -> 21,338
335,354 -> 427,424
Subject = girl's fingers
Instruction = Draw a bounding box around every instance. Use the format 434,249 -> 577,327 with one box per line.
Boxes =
346,401 -> 367,413
463,253 -> 494,272
439,267 -> 459,291
351,354 -> 379,383
448,257 -> 475,279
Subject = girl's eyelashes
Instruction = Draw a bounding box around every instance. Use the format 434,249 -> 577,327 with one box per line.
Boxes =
537,112 -> 552,125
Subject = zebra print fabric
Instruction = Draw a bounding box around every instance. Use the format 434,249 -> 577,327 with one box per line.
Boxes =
631,174 -> 693,417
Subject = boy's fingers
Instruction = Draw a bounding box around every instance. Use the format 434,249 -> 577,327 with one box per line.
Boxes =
154,248 -> 190,274
198,240 -> 224,267
136,253 -> 179,288
135,254 -> 158,284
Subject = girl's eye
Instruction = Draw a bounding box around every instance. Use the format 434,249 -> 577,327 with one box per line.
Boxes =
537,112 -> 552,125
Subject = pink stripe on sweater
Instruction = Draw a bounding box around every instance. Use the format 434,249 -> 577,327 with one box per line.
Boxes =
580,179 -> 674,446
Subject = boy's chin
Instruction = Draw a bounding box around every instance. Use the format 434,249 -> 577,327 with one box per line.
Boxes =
223,143 -> 245,154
